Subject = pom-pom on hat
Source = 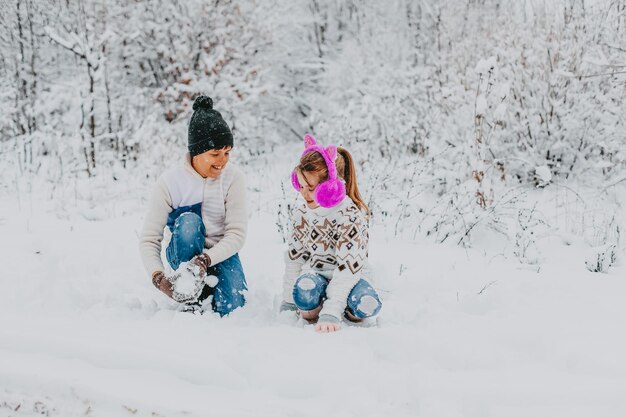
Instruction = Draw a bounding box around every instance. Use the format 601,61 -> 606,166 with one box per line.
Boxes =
187,95 -> 233,157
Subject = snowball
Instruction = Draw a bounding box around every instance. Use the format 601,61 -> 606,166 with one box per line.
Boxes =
205,275 -> 219,288
173,262 -> 203,296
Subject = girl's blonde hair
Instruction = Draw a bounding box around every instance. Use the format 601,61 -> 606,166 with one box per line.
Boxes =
296,147 -> 370,215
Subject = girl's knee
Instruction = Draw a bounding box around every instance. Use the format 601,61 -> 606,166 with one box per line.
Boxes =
347,280 -> 382,318
293,273 -> 326,311
351,294 -> 382,318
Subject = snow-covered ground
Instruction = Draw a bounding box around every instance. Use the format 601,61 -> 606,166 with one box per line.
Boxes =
1,171 -> 625,417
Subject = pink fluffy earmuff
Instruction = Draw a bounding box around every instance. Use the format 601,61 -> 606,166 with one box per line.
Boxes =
291,133 -> 346,208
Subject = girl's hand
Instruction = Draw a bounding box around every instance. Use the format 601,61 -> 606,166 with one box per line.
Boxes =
315,321 -> 341,332
315,314 -> 341,332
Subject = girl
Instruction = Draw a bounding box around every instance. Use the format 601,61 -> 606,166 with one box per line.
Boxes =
139,95 -> 247,316
281,134 -> 382,332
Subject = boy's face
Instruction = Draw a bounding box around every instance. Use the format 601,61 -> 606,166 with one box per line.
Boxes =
192,146 -> 231,178
296,170 -> 321,209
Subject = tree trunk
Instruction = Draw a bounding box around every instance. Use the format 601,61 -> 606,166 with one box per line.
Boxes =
87,62 -> 96,173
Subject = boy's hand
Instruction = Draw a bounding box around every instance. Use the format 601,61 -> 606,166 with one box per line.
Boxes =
152,271 -> 175,298
152,271 -> 199,303
188,253 -> 211,277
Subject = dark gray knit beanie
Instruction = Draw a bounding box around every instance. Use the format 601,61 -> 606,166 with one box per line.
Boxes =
188,96 -> 233,156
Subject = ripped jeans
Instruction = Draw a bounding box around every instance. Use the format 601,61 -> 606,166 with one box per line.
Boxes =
292,273 -> 382,319
166,212 -> 247,316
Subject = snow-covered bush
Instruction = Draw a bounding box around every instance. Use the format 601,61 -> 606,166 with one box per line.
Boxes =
0,0 -> 624,258
585,244 -> 617,273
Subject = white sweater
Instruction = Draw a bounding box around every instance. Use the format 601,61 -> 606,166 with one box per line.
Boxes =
139,154 -> 247,275
282,197 -> 371,319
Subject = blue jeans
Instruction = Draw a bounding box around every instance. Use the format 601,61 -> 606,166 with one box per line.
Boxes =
166,212 -> 247,316
292,273 -> 382,318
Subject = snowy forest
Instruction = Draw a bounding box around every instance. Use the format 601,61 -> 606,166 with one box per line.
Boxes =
1,0 -> 625,416
2,0 -> 625,252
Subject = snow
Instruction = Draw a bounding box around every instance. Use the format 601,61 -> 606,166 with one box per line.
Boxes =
356,295 -> 378,316
535,165 -> 552,187
493,101 -> 507,121
1,2 -> 625,414
475,94 -> 488,116
172,262 -> 203,297
585,244 -> 617,273
205,274 -> 219,288
1,183 -> 625,417
474,56 -> 497,75
297,277 -> 316,291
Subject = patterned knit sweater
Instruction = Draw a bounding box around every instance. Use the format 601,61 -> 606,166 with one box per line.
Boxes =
282,197 -> 370,319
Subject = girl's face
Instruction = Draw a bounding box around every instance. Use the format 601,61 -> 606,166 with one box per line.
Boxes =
296,170 -> 322,209
192,147 -> 231,178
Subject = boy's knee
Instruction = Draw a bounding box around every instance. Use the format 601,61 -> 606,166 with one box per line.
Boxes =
293,273 -> 326,311
174,212 -> 204,238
